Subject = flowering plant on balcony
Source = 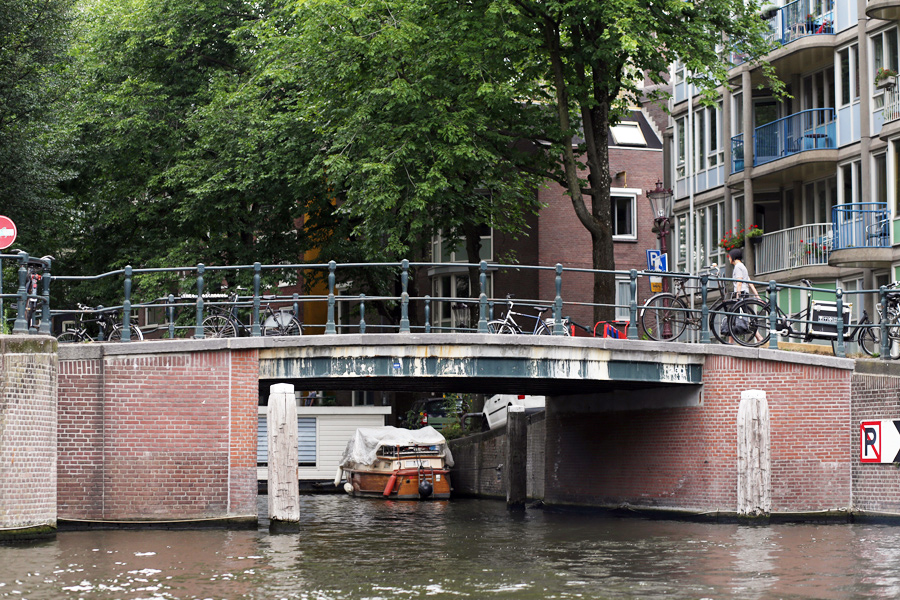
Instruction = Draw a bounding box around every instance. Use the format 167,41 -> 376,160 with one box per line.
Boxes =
718,223 -> 763,250
800,239 -> 826,259
876,67 -> 898,89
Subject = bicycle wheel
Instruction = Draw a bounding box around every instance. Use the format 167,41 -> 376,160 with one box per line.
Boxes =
640,294 -> 688,341
108,324 -> 144,342
708,300 -> 733,345
535,320 -> 553,335
729,298 -> 771,347
487,320 -> 516,334
202,314 -> 238,338
263,313 -> 302,336
56,331 -> 83,344
858,323 -> 881,357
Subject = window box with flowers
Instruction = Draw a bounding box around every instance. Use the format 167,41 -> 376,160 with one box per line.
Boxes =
800,239 -> 826,259
876,67 -> 898,91
718,224 -> 764,251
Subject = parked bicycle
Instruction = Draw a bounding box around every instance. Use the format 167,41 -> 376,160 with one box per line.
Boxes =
202,290 -> 303,338
871,282 -> 900,358
56,303 -> 144,343
726,279 -> 878,354
487,295 -> 554,335
639,265 -> 738,344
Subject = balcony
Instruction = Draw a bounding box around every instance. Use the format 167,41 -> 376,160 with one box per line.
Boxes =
879,86 -> 900,140
830,202 -> 892,268
755,223 -> 832,275
867,0 -> 900,22
754,109 -> 835,167
777,0 -> 834,45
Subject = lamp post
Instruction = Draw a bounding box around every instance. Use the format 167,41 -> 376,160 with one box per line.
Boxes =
647,180 -> 674,291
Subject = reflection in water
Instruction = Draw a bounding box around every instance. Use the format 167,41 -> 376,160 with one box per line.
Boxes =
2,497 -> 900,599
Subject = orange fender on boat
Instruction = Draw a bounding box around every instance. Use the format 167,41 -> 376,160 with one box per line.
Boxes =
383,472 -> 398,496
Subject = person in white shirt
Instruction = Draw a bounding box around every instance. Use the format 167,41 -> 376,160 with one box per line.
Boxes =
728,248 -> 758,297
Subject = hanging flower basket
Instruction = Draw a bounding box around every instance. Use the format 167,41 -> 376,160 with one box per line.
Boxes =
719,224 -> 764,251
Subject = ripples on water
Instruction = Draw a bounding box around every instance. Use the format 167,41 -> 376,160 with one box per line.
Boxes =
3,495 -> 900,599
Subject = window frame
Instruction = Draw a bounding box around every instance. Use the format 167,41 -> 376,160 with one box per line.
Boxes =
610,187 -> 640,241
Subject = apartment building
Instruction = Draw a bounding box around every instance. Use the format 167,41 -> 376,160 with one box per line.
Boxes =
670,0 -> 900,318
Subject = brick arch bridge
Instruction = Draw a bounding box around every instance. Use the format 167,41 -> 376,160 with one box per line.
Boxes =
12,333 -> 900,531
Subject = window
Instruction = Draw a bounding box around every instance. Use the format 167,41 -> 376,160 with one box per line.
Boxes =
839,45 -> 859,105
875,153 -> 888,206
733,93 -> 744,135
257,415 -> 317,468
808,175 -> 839,223
674,59 -> 685,85
432,226 -> 492,263
674,213 -> 688,272
611,189 -> 638,239
610,122 -> 647,146
695,202 -> 725,268
839,160 -> 861,205
872,28 -> 899,92
615,278 -> 631,321
676,116 -> 687,179
432,272 -> 492,332
707,103 -> 723,167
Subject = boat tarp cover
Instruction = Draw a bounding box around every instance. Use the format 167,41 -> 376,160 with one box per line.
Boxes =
338,426 -> 454,470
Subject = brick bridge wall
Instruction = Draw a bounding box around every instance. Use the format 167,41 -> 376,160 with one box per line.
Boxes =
0,336 -> 57,537
453,350 -> 900,518
57,344 -> 257,524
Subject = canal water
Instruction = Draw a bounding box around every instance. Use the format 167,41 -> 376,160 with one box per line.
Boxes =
3,495 -> 900,599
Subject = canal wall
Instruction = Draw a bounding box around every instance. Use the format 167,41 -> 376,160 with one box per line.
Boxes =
0,335 -> 57,539
449,411 -> 546,500
56,343 -> 257,526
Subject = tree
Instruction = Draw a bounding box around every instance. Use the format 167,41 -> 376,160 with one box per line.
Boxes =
0,0 -> 76,253
255,0 -> 557,311
60,0 -> 322,302
484,0 -> 782,320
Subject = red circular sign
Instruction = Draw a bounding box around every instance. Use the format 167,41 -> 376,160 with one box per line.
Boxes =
0,216 -> 16,250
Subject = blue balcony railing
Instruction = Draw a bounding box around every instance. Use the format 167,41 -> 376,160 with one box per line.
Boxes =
832,203 -> 890,250
753,108 -> 835,167
731,134 -> 744,174
780,0 -> 834,44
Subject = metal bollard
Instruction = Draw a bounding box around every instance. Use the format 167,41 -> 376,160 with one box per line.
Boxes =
700,274 -> 710,343
122,265 -> 132,341
835,288 -> 845,357
359,294 -> 366,334
326,261 -> 336,334
194,263 -> 205,339
400,259 -> 410,333
768,281 -> 778,350
425,296 -> 431,333
627,269 -> 638,340
553,264 -> 564,335
478,261 -> 488,333
252,262 -> 261,337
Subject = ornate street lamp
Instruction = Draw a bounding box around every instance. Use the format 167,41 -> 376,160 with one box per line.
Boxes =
647,179 -> 674,255
647,180 -> 674,293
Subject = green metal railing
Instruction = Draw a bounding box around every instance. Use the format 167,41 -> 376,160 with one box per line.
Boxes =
3,254 -> 893,359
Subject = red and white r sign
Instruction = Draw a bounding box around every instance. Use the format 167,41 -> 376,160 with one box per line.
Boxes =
861,421 -> 882,463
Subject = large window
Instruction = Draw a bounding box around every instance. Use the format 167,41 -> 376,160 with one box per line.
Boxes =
872,28 -> 899,89
432,226 -> 492,263
676,116 -> 687,179
807,175 -> 839,223
839,44 -> 860,106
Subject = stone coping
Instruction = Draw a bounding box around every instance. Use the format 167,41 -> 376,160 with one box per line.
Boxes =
53,332 -> 856,371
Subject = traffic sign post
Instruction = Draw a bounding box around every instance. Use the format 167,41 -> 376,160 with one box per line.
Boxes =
646,249 -> 668,293
0,216 -> 16,250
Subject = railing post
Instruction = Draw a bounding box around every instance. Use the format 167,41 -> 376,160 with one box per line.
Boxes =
699,273 -> 710,343
478,261 -> 488,333
194,263 -> 205,339
168,294 -> 175,339
358,294 -> 366,334
628,269 -> 638,340
326,261 -> 337,334
12,251 -> 28,334
768,281 -> 779,350
293,293 -> 299,321
122,265 -> 133,342
39,257 -> 51,335
881,285 -> 890,360
252,262 -> 262,337
400,259 -> 410,333
835,287 -> 846,357
553,264 -> 564,335
425,296 -> 431,333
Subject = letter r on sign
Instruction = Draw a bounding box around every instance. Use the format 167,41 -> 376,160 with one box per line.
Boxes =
861,421 -> 881,463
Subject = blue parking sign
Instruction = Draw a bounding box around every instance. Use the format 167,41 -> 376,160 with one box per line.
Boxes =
646,250 -> 667,272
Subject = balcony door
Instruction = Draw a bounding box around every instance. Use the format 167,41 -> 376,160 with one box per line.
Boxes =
754,99 -> 780,162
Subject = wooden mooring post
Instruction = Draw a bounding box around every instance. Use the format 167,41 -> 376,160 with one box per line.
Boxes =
737,389 -> 771,517
267,383 -> 300,530
506,404 -> 527,511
